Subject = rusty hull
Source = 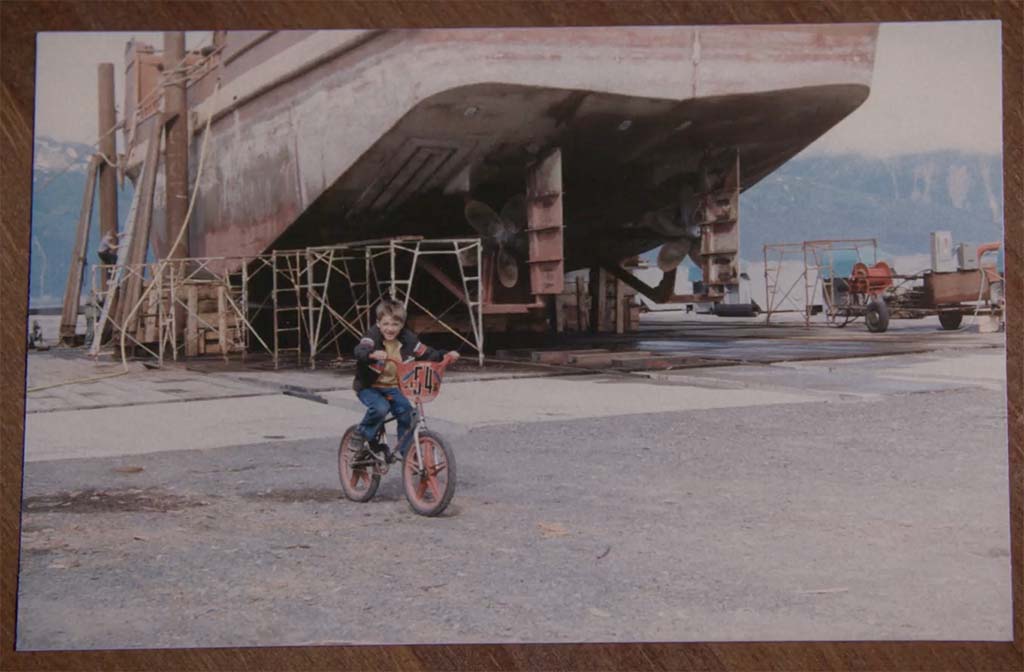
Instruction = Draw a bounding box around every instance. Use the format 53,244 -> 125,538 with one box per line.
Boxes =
124,25 -> 878,274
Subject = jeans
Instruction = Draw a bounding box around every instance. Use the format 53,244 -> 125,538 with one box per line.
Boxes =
356,387 -> 414,457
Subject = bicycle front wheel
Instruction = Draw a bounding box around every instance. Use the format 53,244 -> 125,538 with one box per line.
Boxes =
338,425 -> 380,502
402,429 -> 456,517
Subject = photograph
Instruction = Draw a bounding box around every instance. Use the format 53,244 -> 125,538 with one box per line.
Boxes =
17,20 -> 1010,650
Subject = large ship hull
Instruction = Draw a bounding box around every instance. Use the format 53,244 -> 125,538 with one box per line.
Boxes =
126,25 -> 877,271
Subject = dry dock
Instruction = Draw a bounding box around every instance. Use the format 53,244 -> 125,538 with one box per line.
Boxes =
16,314 -> 1010,648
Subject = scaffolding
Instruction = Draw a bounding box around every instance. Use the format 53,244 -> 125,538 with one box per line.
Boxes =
87,237 -> 486,368
763,239 -> 877,325
90,256 -> 276,364
303,237 -> 485,368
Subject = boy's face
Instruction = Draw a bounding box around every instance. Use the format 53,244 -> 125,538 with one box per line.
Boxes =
378,315 -> 404,341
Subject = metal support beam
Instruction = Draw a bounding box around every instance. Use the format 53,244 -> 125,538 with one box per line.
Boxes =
601,263 -> 713,306
696,149 -> 741,298
525,148 -> 565,296
419,258 -> 467,304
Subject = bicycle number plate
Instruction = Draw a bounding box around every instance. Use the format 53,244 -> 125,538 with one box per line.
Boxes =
401,364 -> 441,400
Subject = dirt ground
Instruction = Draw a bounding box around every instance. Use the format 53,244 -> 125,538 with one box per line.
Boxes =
17,382 -> 1010,649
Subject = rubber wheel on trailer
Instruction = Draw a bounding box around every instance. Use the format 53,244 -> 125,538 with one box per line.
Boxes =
938,312 -> 963,330
864,299 -> 890,333
338,425 -> 380,502
402,430 -> 456,517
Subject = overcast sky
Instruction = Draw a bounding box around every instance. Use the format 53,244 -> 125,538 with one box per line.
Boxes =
34,21 -> 1002,157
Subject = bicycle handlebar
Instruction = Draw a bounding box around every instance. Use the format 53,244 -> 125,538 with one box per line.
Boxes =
372,351 -> 458,369
372,353 -> 457,403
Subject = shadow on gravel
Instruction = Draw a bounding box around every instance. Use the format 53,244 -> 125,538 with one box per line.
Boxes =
22,488 -> 205,513
241,487 -> 343,503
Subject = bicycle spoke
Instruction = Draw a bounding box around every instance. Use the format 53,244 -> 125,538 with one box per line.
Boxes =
400,430 -> 453,515
426,475 -> 443,502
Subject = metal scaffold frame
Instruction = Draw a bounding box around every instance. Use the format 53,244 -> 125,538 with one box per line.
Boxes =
88,237 -> 486,369
304,237 -> 485,368
271,250 -> 306,369
91,255 -> 279,364
763,239 -> 877,325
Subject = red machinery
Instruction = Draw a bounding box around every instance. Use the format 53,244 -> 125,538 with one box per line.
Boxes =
847,261 -> 893,296
824,244 -> 1004,334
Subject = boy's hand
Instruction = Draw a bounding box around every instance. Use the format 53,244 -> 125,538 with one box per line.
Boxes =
445,351 -> 460,363
369,350 -> 388,361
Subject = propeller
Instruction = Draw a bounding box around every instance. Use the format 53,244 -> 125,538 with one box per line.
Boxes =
464,195 -> 528,288
656,239 -> 693,272
652,184 -> 702,272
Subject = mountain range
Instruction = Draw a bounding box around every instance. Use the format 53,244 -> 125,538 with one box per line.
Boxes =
27,136 -> 1003,307
739,150 -> 1004,259
29,136 -> 135,307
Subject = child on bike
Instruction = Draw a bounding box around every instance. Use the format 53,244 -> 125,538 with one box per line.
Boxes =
351,297 -> 459,462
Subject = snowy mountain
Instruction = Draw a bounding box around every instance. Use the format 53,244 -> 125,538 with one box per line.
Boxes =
29,136 -> 134,307
27,137 -> 1004,309
32,136 -> 95,178
739,151 -> 1004,258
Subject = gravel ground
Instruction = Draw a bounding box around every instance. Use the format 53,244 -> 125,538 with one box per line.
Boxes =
16,386 -> 1011,650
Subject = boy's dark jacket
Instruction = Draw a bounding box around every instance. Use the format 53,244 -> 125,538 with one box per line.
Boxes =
353,325 -> 445,392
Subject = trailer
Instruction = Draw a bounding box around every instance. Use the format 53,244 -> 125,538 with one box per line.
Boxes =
821,242 -> 1005,333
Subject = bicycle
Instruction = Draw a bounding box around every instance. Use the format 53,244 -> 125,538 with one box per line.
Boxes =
338,352 -> 457,516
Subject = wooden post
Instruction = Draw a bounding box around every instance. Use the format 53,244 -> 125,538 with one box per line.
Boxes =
590,268 -> 608,332
97,62 -> 118,289
164,33 -> 191,346
186,285 -> 198,357
59,155 -> 100,344
163,32 -> 189,260
115,117 -> 162,332
143,285 -> 159,343
615,278 -> 625,334
575,276 -> 584,331
218,285 -> 229,358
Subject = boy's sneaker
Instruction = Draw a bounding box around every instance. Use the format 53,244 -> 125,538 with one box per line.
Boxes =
347,434 -> 367,455
367,439 -> 389,461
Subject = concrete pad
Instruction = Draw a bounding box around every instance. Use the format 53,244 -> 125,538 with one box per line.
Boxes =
606,352 -> 661,363
765,351 -> 1007,393
23,395 -> 363,463
611,356 -> 723,371
531,349 -> 609,364
879,352 -> 1007,381
378,376 -> 819,427
569,351 -> 650,366
665,362 -> 975,398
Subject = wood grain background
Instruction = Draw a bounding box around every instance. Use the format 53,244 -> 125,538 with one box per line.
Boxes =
2,2 -> 1020,669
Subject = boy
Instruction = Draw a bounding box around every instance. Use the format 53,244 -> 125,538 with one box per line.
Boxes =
351,298 -> 458,461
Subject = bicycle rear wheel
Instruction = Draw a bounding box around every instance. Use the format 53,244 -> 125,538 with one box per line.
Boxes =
338,425 -> 380,502
402,429 -> 456,517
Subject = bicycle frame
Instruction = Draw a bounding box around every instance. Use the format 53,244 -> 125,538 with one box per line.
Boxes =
372,355 -> 452,468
